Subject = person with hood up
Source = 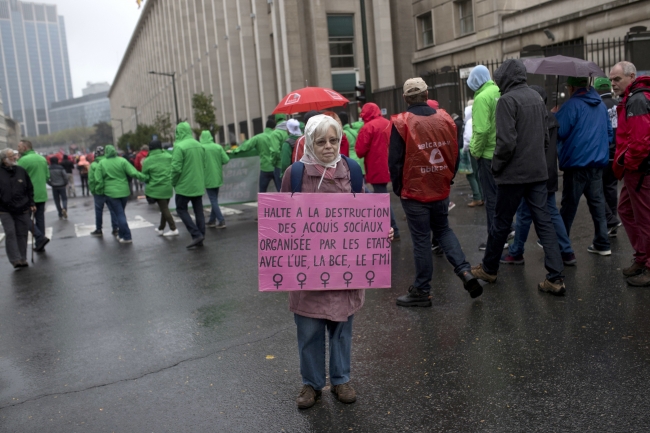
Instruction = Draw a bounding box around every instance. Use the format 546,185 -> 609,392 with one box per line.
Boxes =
0,148 -> 34,269
555,76 -> 613,256
339,111 -> 365,176
142,139 -> 178,236
88,146 -> 118,237
77,155 -> 90,196
171,122 -> 207,248
233,119 -> 281,193
134,145 -> 149,172
356,102 -> 401,240
95,145 -> 147,244
470,59 -> 565,295
47,157 -> 69,219
462,102 -> 483,207
17,140 -> 50,252
200,130 -> 230,229
467,65 -> 508,250
292,111 -> 320,163
280,119 -> 302,174
389,78 -> 482,306
501,85 -> 576,267
609,61 -> 650,287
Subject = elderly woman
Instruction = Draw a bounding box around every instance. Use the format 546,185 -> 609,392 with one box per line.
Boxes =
280,115 -> 392,409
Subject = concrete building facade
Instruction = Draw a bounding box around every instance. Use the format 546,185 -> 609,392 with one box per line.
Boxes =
0,88 -> 7,147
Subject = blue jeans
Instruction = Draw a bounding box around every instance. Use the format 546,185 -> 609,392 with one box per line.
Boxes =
560,167 -> 610,250
259,168 -> 281,193
175,194 -> 205,239
401,197 -> 471,292
105,197 -> 131,240
206,187 -> 225,224
466,154 -> 483,201
93,194 -> 118,232
52,187 -> 68,217
509,192 -> 574,256
31,202 -> 46,245
371,183 -> 400,236
294,314 -> 354,391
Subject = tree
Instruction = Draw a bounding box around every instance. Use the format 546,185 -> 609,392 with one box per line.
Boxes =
117,123 -> 157,152
153,112 -> 173,143
28,126 -> 94,151
90,121 -> 114,150
192,92 -> 220,138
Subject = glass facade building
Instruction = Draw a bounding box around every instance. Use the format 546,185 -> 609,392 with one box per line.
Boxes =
48,90 -> 110,133
0,0 -> 73,137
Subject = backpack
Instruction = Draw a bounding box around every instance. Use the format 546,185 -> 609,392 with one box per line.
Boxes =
290,155 -> 364,194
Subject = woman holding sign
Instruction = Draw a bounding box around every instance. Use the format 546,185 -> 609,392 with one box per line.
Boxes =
280,114 -> 393,409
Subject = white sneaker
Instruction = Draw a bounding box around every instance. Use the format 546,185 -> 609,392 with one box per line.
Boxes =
119,238 -> 132,244
155,228 -> 164,236
164,229 -> 179,237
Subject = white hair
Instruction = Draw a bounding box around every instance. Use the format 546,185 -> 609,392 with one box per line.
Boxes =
615,61 -> 637,76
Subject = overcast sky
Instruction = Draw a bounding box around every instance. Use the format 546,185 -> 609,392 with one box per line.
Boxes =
53,0 -> 143,97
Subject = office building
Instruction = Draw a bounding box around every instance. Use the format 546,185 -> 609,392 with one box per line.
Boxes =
48,88 -> 110,133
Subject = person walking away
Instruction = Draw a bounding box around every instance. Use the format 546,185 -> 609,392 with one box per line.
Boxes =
60,154 -> 76,198
232,119 -> 280,193
339,111 -> 365,175
462,102 -> 484,207
77,155 -> 90,196
88,146 -> 118,236
200,131 -> 230,229
47,157 -> 68,219
280,114 -> 393,409
470,59 -> 565,295
134,145 -> 149,191
609,61 -> 650,286
17,140 -> 50,252
142,139 -> 178,236
501,85 -> 576,266
171,122 -> 207,248
594,77 -> 622,237
95,145 -> 147,244
356,102 -> 401,241
389,77 -> 482,306
280,119 -> 302,174
555,77 -> 613,256
0,148 -> 35,269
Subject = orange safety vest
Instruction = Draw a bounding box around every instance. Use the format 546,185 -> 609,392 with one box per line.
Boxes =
391,111 -> 458,202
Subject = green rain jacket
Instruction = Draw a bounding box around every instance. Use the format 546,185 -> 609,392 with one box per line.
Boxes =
469,80 -> 500,160
270,126 -> 288,170
88,155 -> 105,195
171,122 -> 206,197
280,134 -> 300,174
17,149 -> 50,203
142,149 -> 173,199
234,127 -> 279,172
96,145 -> 147,198
200,130 -> 230,189
344,122 -> 365,174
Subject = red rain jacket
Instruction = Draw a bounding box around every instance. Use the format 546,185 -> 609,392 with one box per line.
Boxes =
355,103 -> 391,184
613,75 -> 650,179
134,149 -> 149,172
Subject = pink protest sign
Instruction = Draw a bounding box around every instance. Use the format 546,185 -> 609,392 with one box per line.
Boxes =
258,193 -> 392,292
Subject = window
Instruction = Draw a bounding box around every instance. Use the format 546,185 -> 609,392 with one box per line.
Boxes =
417,12 -> 433,48
457,0 -> 474,36
331,72 -> 357,101
327,15 -> 355,69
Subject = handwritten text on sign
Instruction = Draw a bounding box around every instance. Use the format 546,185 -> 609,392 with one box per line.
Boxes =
258,193 -> 392,292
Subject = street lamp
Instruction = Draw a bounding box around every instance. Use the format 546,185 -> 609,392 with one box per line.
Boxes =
111,118 -> 124,135
149,70 -> 179,125
122,105 -> 139,129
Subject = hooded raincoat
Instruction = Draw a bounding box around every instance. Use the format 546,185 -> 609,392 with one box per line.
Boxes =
200,130 -> 230,188
468,72 -> 500,160
613,75 -> 650,178
234,127 -> 279,172
88,155 -> 104,195
355,103 -> 391,184
171,122 -> 207,197
17,149 -> 49,203
142,148 -> 173,199
96,145 -> 147,198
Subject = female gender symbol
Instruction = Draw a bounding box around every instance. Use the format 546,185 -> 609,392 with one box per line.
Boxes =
320,272 -> 330,288
272,274 -> 283,289
343,272 -> 353,287
296,273 -> 307,289
365,271 -> 375,287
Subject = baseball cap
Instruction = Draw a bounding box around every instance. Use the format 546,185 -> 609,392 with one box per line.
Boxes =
594,77 -> 611,91
567,76 -> 589,88
403,77 -> 428,95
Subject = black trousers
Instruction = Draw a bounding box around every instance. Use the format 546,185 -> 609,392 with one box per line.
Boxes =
482,181 -> 564,282
603,162 -> 620,227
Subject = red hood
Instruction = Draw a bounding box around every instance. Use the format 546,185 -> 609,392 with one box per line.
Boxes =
626,75 -> 650,98
360,103 -> 381,122
427,99 -> 439,109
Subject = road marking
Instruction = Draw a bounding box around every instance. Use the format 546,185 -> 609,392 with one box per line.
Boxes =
27,227 -> 53,242
243,202 -> 258,207
0,233 -> 4,244
46,205 -> 57,214
75,216 -> 153,237
204,206 -> 242,215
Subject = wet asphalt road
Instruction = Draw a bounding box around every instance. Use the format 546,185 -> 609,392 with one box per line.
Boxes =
1,179 -> 649,433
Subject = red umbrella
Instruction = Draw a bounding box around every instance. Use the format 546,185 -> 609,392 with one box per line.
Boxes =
272,87 -> 349,115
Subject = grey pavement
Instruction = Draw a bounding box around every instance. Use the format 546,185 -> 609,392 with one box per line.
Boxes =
1,178 -> 649,432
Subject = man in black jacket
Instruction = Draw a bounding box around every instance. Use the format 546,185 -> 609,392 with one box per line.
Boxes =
470,59 -> 565,295
0,148 -> 35,269
48,157 -> 69,219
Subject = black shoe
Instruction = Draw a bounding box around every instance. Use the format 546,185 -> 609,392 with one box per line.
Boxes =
459,270 -> 483,298
478,242 -> 487,251
396,286 -> 432,307
608,222 -> 622,238
186,236 -> 205,249
431,241 -> 443,256
34,237 -> 50,252
90,230 -> 103,237
111,229 -> 119,236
